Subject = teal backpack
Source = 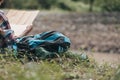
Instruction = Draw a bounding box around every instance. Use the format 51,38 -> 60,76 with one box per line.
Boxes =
15,31 -> 71,58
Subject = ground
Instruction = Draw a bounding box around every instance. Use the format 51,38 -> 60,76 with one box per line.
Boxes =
28,12 -> 120,64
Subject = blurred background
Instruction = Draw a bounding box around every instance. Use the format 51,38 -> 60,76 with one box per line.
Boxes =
1,0 -> 120,54
1,0 -> 120,12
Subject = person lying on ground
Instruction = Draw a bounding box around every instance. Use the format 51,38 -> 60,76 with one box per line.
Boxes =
0,0 -> 32,48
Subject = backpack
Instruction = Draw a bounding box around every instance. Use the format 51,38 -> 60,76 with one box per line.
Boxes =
16,31 -> 71,54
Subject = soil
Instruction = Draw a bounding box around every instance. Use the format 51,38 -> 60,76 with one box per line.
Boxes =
88,52 -> 120,65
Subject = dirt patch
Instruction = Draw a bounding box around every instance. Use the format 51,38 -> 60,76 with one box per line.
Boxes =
74,51 -> 120,65
28,12 -> 120,53
88,52 -> 120,65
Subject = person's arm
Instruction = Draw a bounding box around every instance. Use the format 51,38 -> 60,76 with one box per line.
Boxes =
0,28 -> 4,36
0,11 -> 11,29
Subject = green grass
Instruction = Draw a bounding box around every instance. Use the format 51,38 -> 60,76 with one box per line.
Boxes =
0,50 -> 119,80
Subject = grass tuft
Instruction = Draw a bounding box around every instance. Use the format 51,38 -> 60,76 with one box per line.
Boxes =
0,49 -> 119,80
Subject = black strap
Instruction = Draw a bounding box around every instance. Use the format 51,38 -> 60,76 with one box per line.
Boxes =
40,31 -> 56,40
